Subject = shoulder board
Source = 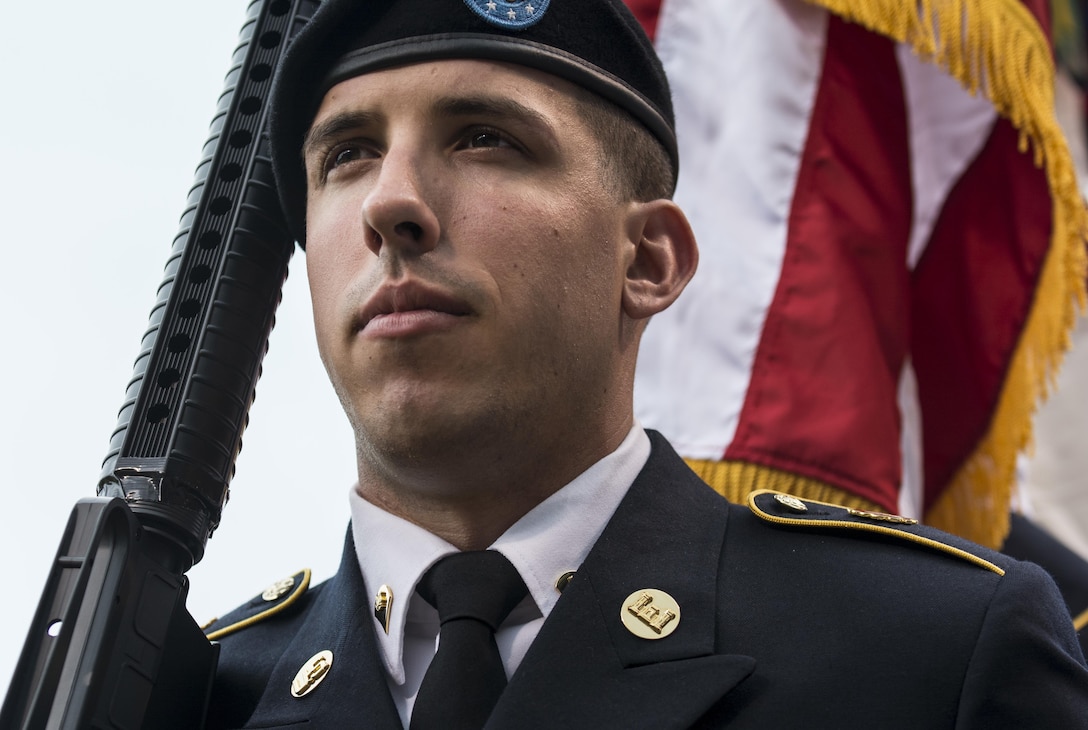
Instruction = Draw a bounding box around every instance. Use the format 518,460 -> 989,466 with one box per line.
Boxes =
203,568 -> 312,641
747,490 -> 1005,576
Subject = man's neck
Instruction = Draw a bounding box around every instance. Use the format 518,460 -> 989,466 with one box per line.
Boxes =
354,419 -> 633,550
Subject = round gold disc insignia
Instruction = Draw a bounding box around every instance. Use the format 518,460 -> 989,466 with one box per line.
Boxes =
291,650 -> 333,698
620,589 -> 681,640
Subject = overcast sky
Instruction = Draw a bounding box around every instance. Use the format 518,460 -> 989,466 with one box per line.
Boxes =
0,1 -> 356,690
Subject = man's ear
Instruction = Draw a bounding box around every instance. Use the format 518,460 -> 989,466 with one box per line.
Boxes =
622,199 -> 698,320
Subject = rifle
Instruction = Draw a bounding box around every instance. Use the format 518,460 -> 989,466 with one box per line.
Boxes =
1,1 -> 318,727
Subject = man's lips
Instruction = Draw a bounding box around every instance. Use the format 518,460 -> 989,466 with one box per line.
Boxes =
355,281 -> 473,337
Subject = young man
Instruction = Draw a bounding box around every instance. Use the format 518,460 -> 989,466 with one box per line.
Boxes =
201,0 -> 1088,727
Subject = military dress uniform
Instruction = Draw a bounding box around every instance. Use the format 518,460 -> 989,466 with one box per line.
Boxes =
203,0 -> 1088,725
201,432 -> 1088,729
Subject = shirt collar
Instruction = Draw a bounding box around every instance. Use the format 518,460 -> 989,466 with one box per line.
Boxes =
349,423 -> 650,685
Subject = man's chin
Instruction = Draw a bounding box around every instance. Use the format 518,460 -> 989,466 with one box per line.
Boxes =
353,403 -> 503,463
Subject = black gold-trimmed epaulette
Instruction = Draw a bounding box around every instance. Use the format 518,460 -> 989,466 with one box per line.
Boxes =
747,490 -> 1005,576
202,568 -> 312,641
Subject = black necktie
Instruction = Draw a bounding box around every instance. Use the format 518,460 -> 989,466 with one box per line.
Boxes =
409,550 -> 529,730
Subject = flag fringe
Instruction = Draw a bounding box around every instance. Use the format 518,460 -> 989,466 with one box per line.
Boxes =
685,459 -> 884,513
804,0 -> 1088,548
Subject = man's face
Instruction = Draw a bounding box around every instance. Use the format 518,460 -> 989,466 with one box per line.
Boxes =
303,60 -> 639,476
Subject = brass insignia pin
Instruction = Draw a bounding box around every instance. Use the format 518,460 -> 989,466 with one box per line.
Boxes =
555,570 -> 576,593
374,585 -> 394,634
262,576 -> 296,602
620,589 -> 681,640
847,508 -> 918,525
774,493 -> 808,513
291,650 -> 333,698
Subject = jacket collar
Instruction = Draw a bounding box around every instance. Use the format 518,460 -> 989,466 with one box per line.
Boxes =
488,432 -> 756,729
241,432 -> 753,728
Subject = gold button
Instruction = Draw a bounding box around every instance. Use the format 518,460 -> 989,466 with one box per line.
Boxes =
555,570 -> 576,593
774,493 -> 808,513
262,576 -> 296,602
620,589 -> 681,640
291,650 -> 333,698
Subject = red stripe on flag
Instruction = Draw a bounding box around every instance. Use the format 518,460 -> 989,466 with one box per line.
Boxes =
622,0 -> 662,41
724,16 -> 912,510
912,118 -> 1052,510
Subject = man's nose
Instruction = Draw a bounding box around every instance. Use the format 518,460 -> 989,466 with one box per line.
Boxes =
361,149 -> 440,256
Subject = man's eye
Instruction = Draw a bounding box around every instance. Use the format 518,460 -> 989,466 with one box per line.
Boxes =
463,129 -> 511,149
328,146 -> 363,170
323,142 -> 381,174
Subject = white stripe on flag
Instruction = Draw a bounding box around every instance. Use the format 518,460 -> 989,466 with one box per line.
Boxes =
637,0 -> 1008,495
635,0 -> 828,458
897,45 -> 996,270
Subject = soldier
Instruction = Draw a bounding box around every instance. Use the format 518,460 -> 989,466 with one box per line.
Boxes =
201,0 -> 1088,727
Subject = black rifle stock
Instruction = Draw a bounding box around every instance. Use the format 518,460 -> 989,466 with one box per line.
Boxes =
1,1 -> 318,727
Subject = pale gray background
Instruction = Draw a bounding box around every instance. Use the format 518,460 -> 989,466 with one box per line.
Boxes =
0,1 -> 355,691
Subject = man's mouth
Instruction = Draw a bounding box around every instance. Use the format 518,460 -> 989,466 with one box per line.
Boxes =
355,280 -> 473,337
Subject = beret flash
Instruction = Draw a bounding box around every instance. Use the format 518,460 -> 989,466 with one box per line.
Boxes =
268,0 -> 676,244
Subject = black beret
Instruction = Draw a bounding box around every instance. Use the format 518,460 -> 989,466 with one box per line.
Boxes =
269,0 -> 676,244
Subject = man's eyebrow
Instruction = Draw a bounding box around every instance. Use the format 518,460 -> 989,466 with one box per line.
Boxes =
302,95 -> 558,160
432,95 -> 557,140
302,110 -> 380,159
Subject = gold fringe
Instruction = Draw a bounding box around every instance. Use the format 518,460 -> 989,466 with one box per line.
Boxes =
686,459 -> 884,513
802,0 -> 1088,548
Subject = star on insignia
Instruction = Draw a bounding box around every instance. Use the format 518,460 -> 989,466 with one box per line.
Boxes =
486,0 -> 496,10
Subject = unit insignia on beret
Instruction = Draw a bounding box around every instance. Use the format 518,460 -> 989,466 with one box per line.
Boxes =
463,0 -> 550,30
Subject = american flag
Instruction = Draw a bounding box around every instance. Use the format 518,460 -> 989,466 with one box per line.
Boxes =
629,0 -> 1087,548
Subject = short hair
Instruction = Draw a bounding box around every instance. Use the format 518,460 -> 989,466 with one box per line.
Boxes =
571,85 -> 676,203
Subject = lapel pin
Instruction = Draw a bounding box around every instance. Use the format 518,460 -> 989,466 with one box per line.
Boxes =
621,589 -> 681,640
291,650 -> 333,698
374,585 -> 393,634
554,570 -> 576,593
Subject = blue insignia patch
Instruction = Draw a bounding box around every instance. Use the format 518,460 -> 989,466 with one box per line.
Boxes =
462,0 -> 549,30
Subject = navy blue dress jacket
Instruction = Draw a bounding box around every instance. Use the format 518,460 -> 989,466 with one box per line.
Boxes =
203,432 -> 1088,728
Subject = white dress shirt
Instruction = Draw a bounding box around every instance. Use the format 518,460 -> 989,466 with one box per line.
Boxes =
348,423 -> 651,727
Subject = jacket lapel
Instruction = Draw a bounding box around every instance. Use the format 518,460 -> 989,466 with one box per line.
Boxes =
242,534 -> 402,729
488,433 -> 756,729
